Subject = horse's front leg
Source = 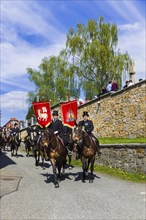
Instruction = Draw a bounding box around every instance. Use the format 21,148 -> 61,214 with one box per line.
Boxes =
11,146 -> 13,157
81,157 -> 87,183
50,159 -> 59,188
89,156 -> 95,183
40,151 -> 45,169
34,148 -> 40,166
15,145 -> 19,157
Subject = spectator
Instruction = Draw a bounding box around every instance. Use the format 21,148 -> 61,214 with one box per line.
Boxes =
128,80 -> 134,87
111,80 -> 118,92
95,86 -> 107,98
123,80 -> 129,89
106,81 -> 112,92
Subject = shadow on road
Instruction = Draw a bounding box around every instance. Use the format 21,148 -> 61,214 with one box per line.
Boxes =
0,152 -> 17,169
40,169 -> 101,185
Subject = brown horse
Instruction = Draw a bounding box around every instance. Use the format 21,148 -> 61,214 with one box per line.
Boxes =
38,127 -> 67,188
71,124 -> 100,183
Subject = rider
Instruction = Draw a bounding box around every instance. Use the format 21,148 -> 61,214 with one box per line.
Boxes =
76,111 -> 99,158
26,122 -> 34,141
48,110 -> 63,138
79,111 -> 94,134
34,124 -> 42,145
10,123 -> 19,136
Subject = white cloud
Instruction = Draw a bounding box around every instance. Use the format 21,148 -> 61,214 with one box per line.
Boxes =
1,0 -> 66,81
118,22 -> 145,81
1,91 -> 28,111
106,0 -> 144,22
1,41 -> 66,81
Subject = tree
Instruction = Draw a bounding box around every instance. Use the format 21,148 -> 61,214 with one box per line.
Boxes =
26,53 -> 81,119
26,16 -> 132,118
66,16 -> 132,99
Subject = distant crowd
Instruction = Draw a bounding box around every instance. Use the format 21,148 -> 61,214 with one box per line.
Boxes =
94,78 -> 143,99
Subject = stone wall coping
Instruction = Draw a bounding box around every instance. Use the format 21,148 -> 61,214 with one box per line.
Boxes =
51,79 -> 146,110
100,143 -> 146,148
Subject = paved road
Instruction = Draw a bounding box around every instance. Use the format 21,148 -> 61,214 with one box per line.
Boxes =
0,147 -> 146,220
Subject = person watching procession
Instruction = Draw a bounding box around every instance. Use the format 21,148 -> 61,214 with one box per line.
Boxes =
111,80 -> 118,92
106,81 -> 112,93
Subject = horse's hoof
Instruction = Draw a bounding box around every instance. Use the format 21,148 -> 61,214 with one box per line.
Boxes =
82,179 -> 86,183
89,179 -> 93,183
55,183 -> 59,188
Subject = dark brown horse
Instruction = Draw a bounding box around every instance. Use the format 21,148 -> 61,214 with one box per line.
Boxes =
71,124 -> 100,183
10,132 -> 21,157
38,127 -> 67,188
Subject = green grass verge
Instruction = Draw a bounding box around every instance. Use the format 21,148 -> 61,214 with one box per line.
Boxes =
71,159 -> 146,183
98,137 -> 146,144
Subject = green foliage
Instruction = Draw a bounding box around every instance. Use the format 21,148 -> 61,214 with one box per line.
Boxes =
71,159 -> 146,183
26,16 -> 133,117
66,16 -> 132,99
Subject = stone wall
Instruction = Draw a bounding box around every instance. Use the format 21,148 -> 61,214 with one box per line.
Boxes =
52,80 -> 146,138
96,144 -> 146,174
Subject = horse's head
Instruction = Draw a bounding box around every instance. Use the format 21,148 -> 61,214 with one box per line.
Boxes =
39,128 -> 51,148
71,124 -> 84,143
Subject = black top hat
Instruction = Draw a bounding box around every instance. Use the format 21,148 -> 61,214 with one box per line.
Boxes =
52,110 -> 59,116
14,123 -> 18,126
82,111 -> 89,117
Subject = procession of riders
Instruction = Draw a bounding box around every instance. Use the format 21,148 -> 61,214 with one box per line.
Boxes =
0,109 -> 100,158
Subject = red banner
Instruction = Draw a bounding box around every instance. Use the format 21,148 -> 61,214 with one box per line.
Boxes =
60,100 -> 78,128
32,101 -> 51,127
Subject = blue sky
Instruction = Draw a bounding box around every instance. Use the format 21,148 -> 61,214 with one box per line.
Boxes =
1,0 -> 145,126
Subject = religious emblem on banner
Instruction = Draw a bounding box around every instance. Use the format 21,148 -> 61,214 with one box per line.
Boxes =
32,101 -> 51,127
66,110 -> 76,122
61,100 -> 78,128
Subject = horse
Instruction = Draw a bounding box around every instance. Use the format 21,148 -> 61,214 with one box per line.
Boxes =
10,132 -> 21,157
71,124 -> 100,183
38,127 -> 67,188
24,133 -> 35,157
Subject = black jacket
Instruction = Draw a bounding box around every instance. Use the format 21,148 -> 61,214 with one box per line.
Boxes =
48,119 -> 63,134
10,127 -> 19,135
79,119 -> 94,133
26,126 -> 34,136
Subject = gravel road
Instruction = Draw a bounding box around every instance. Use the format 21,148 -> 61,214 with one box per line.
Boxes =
0,147 -> 146,220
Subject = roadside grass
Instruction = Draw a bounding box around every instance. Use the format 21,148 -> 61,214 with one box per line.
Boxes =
98,137 -> 146,144
71,159 -> 146,184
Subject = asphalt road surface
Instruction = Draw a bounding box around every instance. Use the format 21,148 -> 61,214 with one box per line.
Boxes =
0,147 -> 146,220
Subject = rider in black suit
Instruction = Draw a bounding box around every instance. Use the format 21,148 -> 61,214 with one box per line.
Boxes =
48,110 -> 63,138
79,111 -> 94,134
77,111 -> 99,158
10,123 -> 19,135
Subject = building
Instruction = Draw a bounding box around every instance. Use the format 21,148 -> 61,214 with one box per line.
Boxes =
2,118 -> 19,129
